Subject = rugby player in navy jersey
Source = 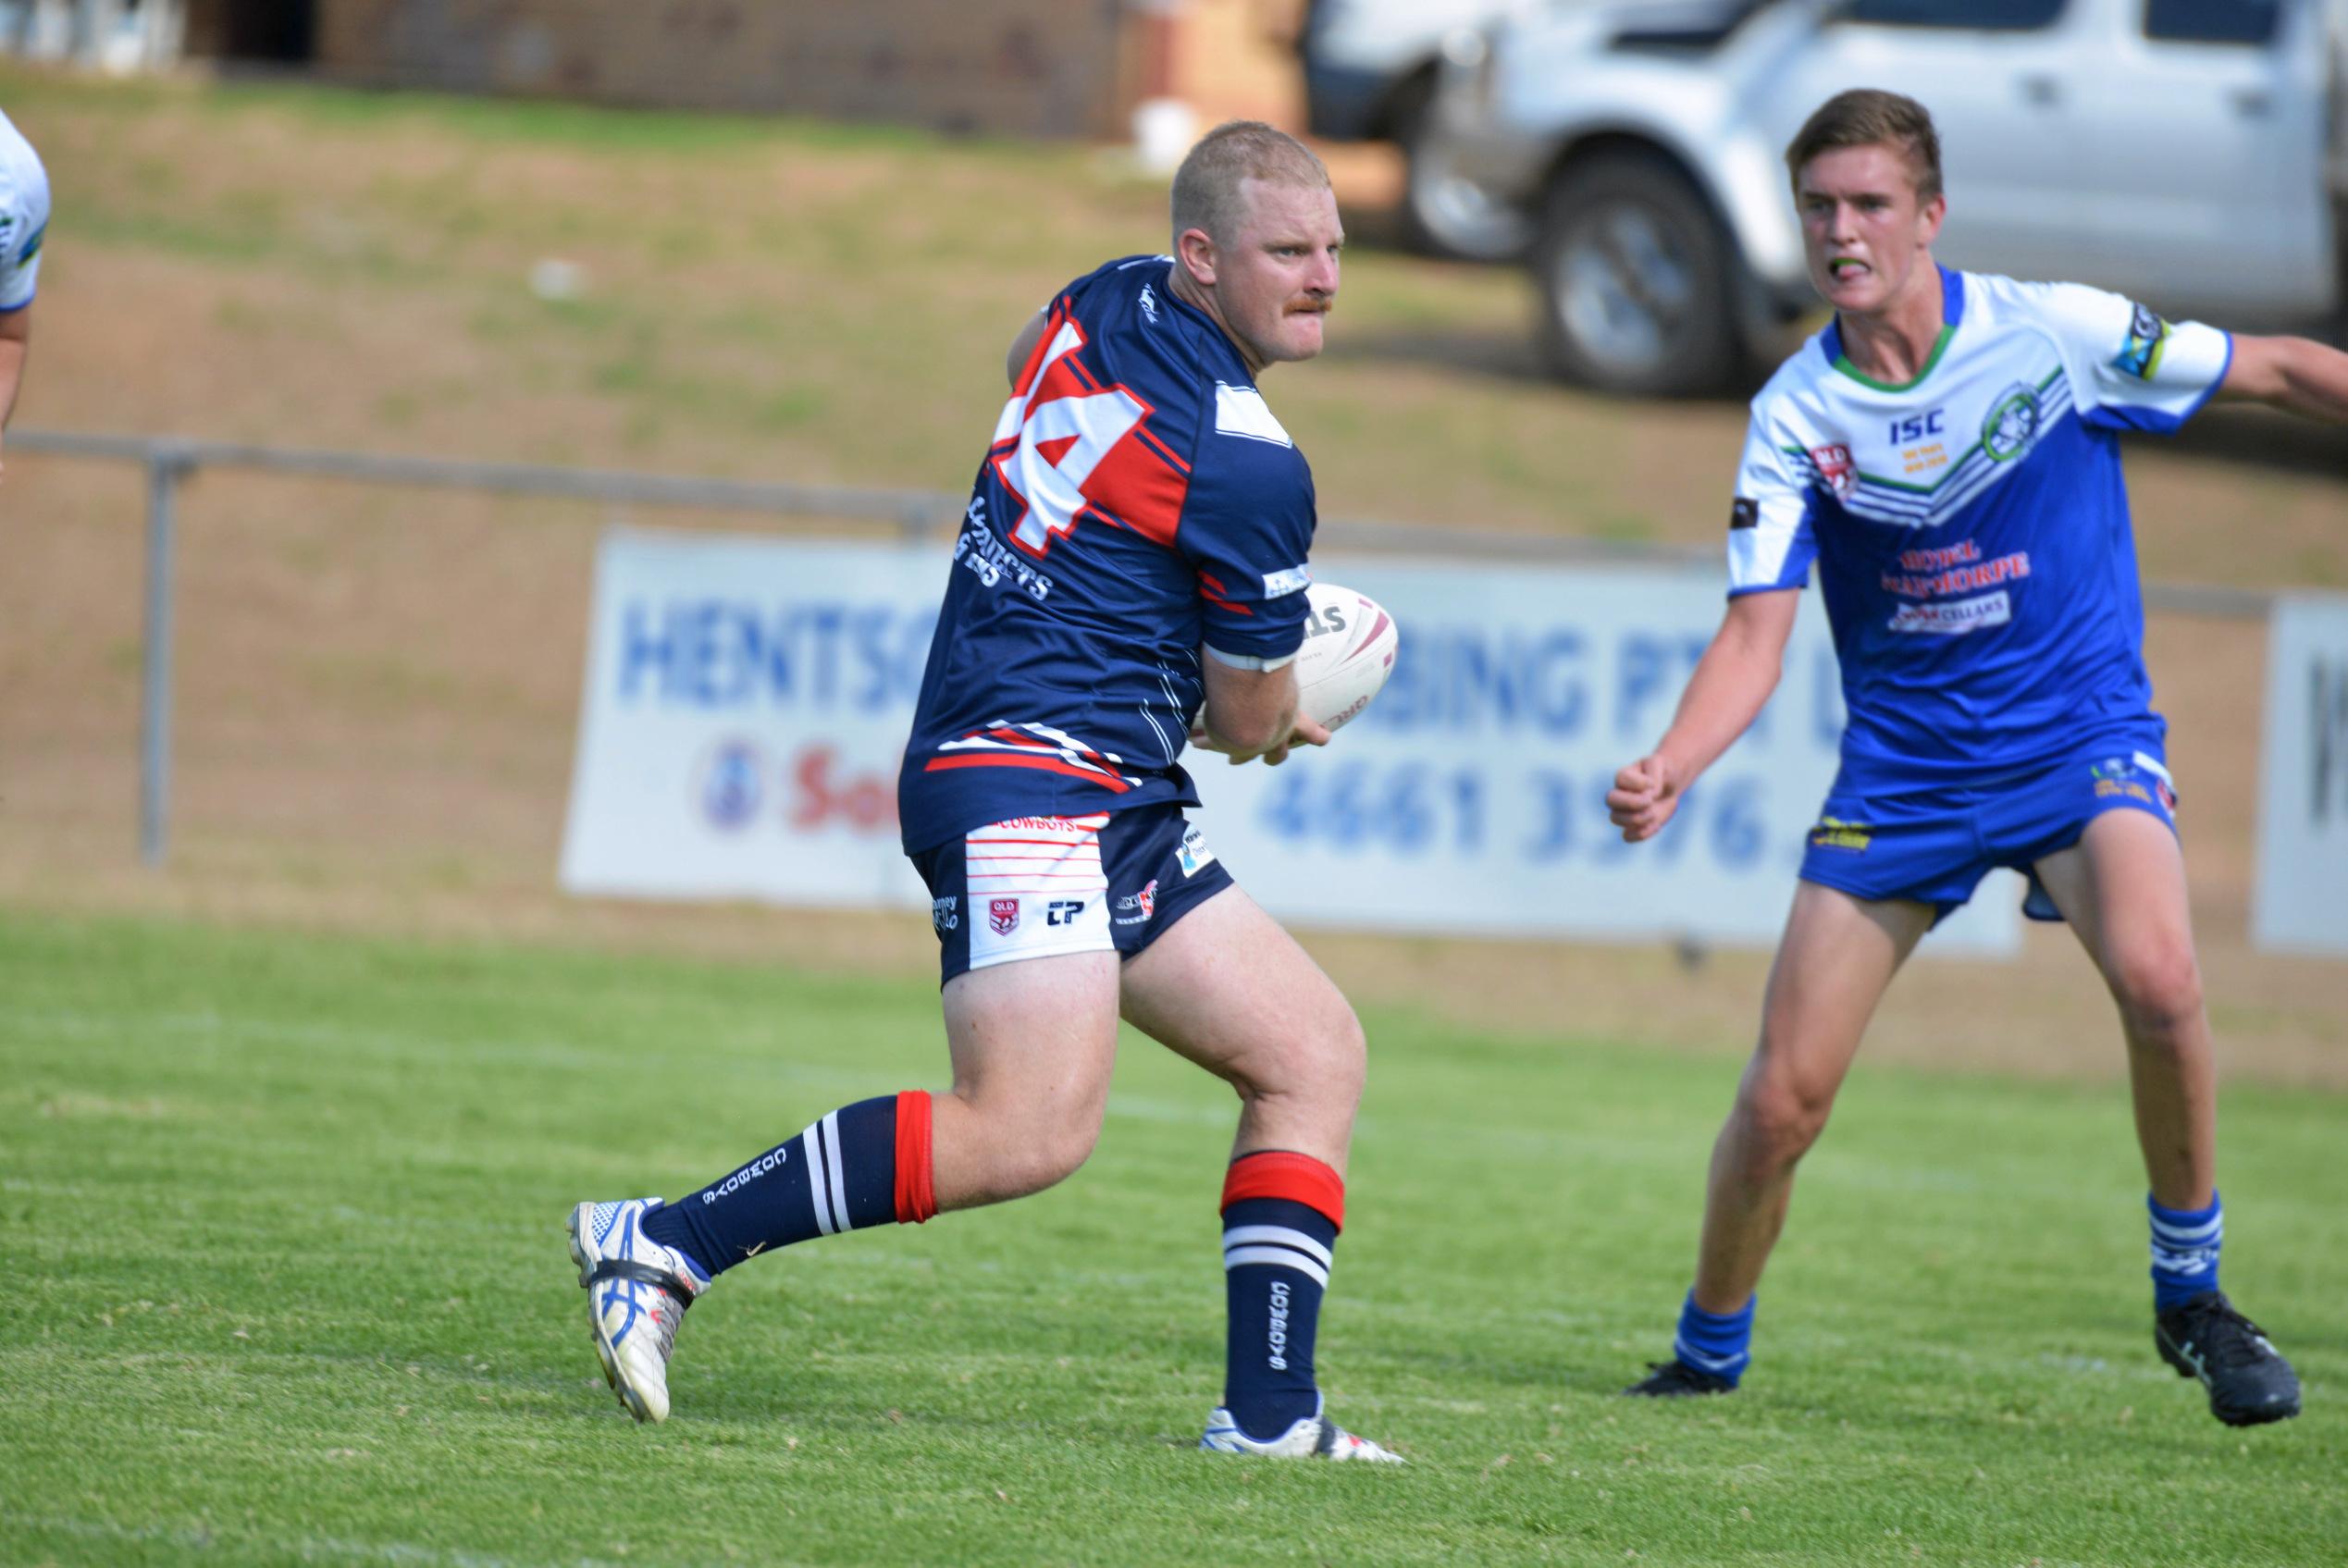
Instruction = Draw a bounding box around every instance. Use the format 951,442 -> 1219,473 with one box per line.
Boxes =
1607,90 -> 2347,1426
566,121 -> 1403,1461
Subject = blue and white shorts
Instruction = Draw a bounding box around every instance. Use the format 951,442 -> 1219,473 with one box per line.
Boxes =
1798,735 -> 2180,925
910,803 -> 1235,985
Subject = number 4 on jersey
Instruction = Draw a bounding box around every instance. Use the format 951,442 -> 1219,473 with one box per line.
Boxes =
990,311 -> 1185,557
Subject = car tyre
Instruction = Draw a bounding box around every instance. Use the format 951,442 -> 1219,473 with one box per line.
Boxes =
1535,150 -> 1740,396
1393,76 -> 1533,262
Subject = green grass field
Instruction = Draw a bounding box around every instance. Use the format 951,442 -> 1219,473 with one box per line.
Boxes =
6,913 -> 2342,1566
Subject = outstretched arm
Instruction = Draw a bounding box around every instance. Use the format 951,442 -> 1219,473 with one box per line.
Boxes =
1606,587 -> 1800,842
2216,334 -> 2348,424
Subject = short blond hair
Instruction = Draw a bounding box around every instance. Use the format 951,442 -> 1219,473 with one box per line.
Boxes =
1170,120 -> 1330,247
1786,89 -> 1943,203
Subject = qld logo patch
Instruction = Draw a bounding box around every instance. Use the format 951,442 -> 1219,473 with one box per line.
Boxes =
1807,444 -> 1857,500
988,897 -> 1020,935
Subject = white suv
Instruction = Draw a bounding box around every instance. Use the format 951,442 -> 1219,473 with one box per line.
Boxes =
1427,0 -> 2342,393
1297,0 -> 1550,255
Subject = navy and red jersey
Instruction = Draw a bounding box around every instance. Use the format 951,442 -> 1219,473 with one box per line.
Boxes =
897,254 -> 1319,853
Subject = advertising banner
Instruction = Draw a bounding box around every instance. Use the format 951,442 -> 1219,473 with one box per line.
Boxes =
2253,594 -> 2348,955
561,531 -> 941,910
561,531 -> 2020,954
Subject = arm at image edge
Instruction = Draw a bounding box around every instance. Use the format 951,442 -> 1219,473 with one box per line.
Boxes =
2216,333 -> 2348,424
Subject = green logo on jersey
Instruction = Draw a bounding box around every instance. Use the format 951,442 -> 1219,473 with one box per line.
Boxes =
1982,383 -> 2041,463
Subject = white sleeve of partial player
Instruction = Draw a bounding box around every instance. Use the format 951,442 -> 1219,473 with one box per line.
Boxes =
2006,278 -> 2230,434
1724,415 -> 1817,597
0,148 -> 49,313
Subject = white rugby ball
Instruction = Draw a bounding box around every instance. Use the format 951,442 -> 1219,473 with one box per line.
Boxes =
1293,581 -> 1398,732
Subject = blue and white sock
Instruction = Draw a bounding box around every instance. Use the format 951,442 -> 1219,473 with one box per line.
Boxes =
642,1096 -> 902,1278
1220,1196 -> 1338,1441
2148,1191 -> 2222,1312
1674,1291 -> 1756,1386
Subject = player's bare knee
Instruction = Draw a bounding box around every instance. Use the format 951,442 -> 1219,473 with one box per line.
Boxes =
1736,1079 -> 1832,1170
983,1114 -> 1102,1199
1239,1005 -> 1366,1110
1315,1004 -> 1369,1105
2109,944 -> 2205,1043
1013,1124 -> 1101,1195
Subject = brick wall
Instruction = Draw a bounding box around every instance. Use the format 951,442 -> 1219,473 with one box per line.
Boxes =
307,0 -> 1131,139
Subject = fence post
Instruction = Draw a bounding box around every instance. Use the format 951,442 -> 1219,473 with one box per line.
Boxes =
139,442 -> 191,866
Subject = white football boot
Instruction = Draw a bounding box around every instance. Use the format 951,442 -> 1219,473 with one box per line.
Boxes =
1200,1395 -> 1405,1463
566,1198 -> 709,1424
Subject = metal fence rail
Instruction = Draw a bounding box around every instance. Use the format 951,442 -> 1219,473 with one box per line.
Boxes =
7,426 -> 2281,866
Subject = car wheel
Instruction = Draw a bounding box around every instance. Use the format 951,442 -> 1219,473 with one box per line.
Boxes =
1535,150 -> 1739,396
1394,80 -> 1533,262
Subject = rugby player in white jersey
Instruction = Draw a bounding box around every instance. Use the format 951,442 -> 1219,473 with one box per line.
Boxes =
566,123 -> 1403,1462
0,107 -> 51,479
1608,90 -> 2347,1426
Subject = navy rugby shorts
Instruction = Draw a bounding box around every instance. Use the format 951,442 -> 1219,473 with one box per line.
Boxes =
910,802 -> 1235,986
1798,731 -> 2179,926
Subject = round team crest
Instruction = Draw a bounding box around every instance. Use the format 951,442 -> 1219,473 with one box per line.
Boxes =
696,737 -> 766,831
1981,382 -> 2042,463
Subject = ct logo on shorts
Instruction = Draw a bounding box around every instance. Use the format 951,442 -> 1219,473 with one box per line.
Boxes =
988,897 -> 1020,935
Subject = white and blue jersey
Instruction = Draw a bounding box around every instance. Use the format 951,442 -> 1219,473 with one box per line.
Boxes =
898,255 -> 1318,854
1730,265 -> 2231,796
0,109 -> 48,315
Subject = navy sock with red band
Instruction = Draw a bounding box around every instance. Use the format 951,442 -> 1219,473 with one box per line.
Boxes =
1219,1150 -> 1345,1441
